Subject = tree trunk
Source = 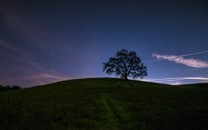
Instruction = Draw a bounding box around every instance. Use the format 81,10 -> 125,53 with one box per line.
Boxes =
124,74 -> 128,80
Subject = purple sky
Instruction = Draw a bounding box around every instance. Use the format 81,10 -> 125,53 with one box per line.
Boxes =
0,0 -> 208,87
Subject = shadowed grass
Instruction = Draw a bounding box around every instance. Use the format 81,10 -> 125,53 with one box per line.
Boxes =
0,78 -> 208,129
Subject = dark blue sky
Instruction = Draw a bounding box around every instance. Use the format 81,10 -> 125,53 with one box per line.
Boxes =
1,0 -> 208,87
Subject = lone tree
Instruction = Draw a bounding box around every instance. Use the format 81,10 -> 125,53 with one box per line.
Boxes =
103,49 -> 147,80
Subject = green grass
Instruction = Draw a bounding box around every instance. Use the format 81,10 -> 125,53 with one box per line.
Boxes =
0,78 -> 208,130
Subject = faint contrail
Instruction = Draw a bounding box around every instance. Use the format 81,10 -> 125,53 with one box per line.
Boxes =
180,50 -> 208,57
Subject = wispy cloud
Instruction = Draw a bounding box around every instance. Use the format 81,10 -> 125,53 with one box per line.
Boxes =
143,77 -> 208,85
19,72 -> 71,87
147,77 -> 208,82
144,50 -> 208,63
0,39 -> 71,87
152,54 -> 208,68
0,71 -> 71,88
0,39 -> 32,59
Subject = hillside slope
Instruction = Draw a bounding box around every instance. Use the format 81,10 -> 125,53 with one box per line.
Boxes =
0,78 -> 208,130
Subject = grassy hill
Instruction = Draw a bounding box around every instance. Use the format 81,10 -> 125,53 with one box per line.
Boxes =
0,78 -> 208,130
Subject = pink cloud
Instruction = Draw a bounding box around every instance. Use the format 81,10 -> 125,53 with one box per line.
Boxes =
152,54 -> 208,68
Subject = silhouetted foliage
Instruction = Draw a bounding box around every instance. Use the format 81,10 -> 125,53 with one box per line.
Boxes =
0,85 -> 21,91
12,85 -> 21,89
4,85 -> 11,89
103,49 -> 147,80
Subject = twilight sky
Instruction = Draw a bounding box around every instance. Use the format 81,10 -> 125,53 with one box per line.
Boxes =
0,0 -> 208,87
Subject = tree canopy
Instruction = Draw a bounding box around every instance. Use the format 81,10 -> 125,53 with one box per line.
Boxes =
103,49 -> 147,80
0,85 -> 21,91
